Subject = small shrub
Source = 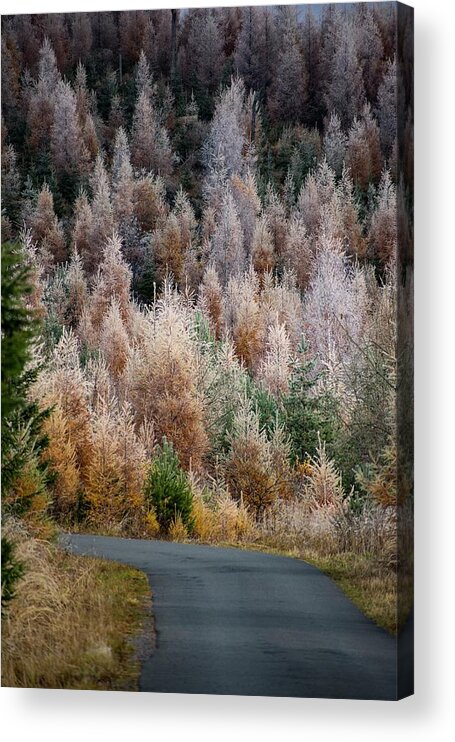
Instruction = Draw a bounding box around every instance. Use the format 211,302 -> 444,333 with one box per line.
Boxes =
144,439 -> 193,533
1,536 -> 24,614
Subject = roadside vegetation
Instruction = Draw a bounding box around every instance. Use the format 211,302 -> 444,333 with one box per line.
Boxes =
1,241 -> 150,690
1,518 -> 150,690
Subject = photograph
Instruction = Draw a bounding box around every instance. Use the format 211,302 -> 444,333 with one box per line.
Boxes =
1,1 -> 414,702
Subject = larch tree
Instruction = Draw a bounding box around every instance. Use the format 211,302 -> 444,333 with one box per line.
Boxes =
89,153 -> 115,269
27,184 -> 66,266
268,13 -> 307,124
301,6 -> 324,127
259,316 -> 292,397
251,215 -> 275,276
27,37 -> 61,153
186,10 -> 225,94
203,77 -> 250,195
209,189 -> 245,285
131,89 -> 173,177
50,79 -> 83,179
72,190 -> 96,274
368,169 -> 397,265
325,20 -> 365,128
230,171 -> 261,258
346,103 -> 382,191
135,48 -> 156,102
377,56 -> 397,159
90,233 -> 133,335
323,111 -> 347,178
66,249 -> 88,330
70,13 -> 93,64
354,6 -> 384,104
111,127 -> 134,224
99,298 -> 130,381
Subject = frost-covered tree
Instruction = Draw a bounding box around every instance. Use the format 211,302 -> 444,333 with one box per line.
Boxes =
111,127 -> 134,224
185,9 -> 225,93
346,104 -> 382,191
27,184 -> 66,265
99,298 -> 130,381
259,316 -> 292,397
27,37 -> 61,152
203,78 -> 252,197
368,169 -> 397,265
377,57 -> 397,159
50,79 -> 83,178
209,189 -> 245,285
90,233 -> 133,334
325,20 -> 365,128
268,14 -> 307,124
135,49 -> 155,102
131,90 -> 173,177
251,215 -> 275,276
89,154 -> 115,266
323,111 -> 347,177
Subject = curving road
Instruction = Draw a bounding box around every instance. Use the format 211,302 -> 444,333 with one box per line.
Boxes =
62,534 -> 401,700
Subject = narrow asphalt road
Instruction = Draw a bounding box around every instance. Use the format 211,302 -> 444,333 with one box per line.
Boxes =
63,534 -> 399,700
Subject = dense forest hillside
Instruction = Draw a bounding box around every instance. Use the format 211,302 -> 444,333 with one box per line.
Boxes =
1,4 -> 413,649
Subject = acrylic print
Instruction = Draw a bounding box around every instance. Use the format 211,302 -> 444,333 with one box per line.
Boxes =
1,3 -> 413,700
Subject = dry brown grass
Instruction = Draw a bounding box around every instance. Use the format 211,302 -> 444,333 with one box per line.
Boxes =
1,519 -> 151,690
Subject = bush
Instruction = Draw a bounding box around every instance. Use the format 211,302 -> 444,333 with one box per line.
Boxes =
1,536 -> 24,614
144,439 -> 193,533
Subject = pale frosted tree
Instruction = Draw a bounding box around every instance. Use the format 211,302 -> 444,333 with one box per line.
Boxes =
263,184 -> 288,261
303,238 -> 369,400
377,57 -> 397,159
368,169 -> 397,265
259,316 -> 292,397
72,190 -> 95,274
268,13 -> 306,124
74,62 -> 99,163
251,215 -> 275,276
90,233 -> 133,334
230,171 -> 261,258
111,127 -> 134,224
346,103 -> 382,191
50,79 -> 83,177
66,248 -> 88,329
323,111 -> 347,177
353,5 -> 384,103
203,78 -> 252,195
90,153 -> 115,265
27,37 -> 61,152
131,90 -> 173,177
198,264 -> 223,339
325,20 -> 365,128
282,216 -> 313,291
173,187 -> 197,252
99,298 -> 130,381
135,48 -> 156,102
186,10 -> 225,93
27,183 -> 66,265
223,268 -> 265,372
209,189 -> 245,285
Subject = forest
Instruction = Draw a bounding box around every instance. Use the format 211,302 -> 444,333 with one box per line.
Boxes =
1,4 -> 414,684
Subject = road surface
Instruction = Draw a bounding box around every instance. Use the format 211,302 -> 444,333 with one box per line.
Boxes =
63,534 -> 400,699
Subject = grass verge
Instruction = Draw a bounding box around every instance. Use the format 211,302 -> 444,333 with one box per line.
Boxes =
1,519 -> 152,690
